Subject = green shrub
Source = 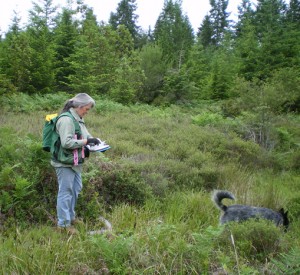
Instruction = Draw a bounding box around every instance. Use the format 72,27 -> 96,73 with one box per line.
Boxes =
93,97 -> 125,113
101,168 -> 153,206
191,112 -> 224,126
0,129 -> 53,223
0,92 -> 69,112
216,220 -> 287,262
82,158 -> 153,207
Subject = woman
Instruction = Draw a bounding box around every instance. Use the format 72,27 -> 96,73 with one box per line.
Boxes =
51,93 -> 100,233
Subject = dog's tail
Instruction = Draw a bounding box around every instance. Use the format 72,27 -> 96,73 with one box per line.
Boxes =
212,190 -> 235,211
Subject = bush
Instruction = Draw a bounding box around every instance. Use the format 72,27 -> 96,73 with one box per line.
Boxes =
191,112 -> 224,126
0,129 -> 46,222
216,220 -> 287,262
0,92 -> 69,112
100,167 -> 153,206
82,158 -> 153,207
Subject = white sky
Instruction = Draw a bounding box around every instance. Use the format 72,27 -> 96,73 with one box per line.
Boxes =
0,0 -> 246,34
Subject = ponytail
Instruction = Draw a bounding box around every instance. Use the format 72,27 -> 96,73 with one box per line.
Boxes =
61,100 -> 74,113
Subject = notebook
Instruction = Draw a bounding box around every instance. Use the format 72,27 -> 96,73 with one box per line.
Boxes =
87,139 -> 111,152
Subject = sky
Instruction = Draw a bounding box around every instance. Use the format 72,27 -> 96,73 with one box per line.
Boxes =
0,0 -> 245,34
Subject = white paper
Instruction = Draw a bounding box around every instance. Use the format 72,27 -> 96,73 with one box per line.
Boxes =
87,139 -> 111,152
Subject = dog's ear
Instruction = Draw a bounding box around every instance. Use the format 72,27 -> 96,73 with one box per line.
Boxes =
279,208 -> 289,216
279,208 -> 289,219
280,208 -> 290,231
279,208 -> 285,214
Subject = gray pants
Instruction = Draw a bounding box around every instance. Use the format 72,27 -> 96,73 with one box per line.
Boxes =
55,167 -> 82,227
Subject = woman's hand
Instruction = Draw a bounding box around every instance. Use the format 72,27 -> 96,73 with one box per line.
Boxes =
86,138 -> 100,145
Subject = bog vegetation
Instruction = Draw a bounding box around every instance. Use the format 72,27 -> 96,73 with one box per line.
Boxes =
0,0 -> 300,273
1,93 -> 299,273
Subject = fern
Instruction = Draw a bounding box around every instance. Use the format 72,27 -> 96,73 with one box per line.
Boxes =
272,248 -> 300,274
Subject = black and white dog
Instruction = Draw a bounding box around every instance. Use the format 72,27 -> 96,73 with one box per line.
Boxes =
212,190 -> 289,230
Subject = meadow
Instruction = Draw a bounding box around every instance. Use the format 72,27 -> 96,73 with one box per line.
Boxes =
0,93 -> 299,274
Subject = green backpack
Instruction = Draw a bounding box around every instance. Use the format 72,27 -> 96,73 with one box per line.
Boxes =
42,112 -> 83,164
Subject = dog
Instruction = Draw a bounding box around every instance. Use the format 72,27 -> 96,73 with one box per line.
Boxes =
212,190 -> 289,230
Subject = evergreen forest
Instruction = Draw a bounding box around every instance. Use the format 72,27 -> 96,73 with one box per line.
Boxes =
0,0 -> 300,273
0,0 -> 299,108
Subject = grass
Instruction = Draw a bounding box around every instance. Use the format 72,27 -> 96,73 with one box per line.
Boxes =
0,93 -> 299,273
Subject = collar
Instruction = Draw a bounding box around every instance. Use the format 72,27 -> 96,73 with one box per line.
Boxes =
69,107 -> 84,123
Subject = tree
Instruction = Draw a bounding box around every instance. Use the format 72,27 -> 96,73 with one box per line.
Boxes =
0,12 -> 32,93
53,6 -> 79,91
234,19 -> 260,80
197,15 -> 214,48
114,24 -> 135,57
283,0 -> 300,69
182,43 -> 211,99
28,0 -> 57,30
154,0 -> 194,69
287,0 -> 300,23
235,0 -> 255,38
26,0 -> 57,93
208,0 -> 230,46
66,6 -> 138,97
208,42 -> 238,100
109,0 -> 140,47
66,8 -> 109,94
253,0 -> 288,79
109,53 -> 145,104
137,44 -> 168,103
254,0 -> 287,40
161,68 -> 198,104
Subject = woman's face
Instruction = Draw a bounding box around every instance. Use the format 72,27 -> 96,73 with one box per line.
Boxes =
75,103 -> 93,117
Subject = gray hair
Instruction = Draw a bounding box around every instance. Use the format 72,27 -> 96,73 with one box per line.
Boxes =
62,93 -> 95,112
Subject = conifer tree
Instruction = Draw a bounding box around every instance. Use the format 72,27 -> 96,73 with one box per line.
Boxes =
109,0 -> 140,47
234,20 -> 260,80
66,7 -> 107,94
183,43 -> 211,98
283,0 -> 300,68
53,6 -> 79,91
66,7 -> 139,97
253,0 -> 287,79
26,0 -> 57,93
208,35 -> 238,100
154,0 -> 194,69
0,12 -> 32,93
137,44 -> 168,103
210,0 -> 230,44
235,0 -> 255,38
109,25 -> 145,104
197,15 -> 214,48
234,0 -> 259,80
254,0 -> 286,40
287,0 -> 300,23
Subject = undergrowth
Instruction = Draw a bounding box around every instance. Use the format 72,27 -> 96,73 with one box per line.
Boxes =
0,93 -> 299,273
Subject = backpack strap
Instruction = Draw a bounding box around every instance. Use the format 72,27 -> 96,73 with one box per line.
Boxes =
53,111 -> 84,165
57,111 -> 81,136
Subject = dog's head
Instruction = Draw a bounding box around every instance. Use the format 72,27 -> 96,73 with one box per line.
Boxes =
279,208 -> 289,231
